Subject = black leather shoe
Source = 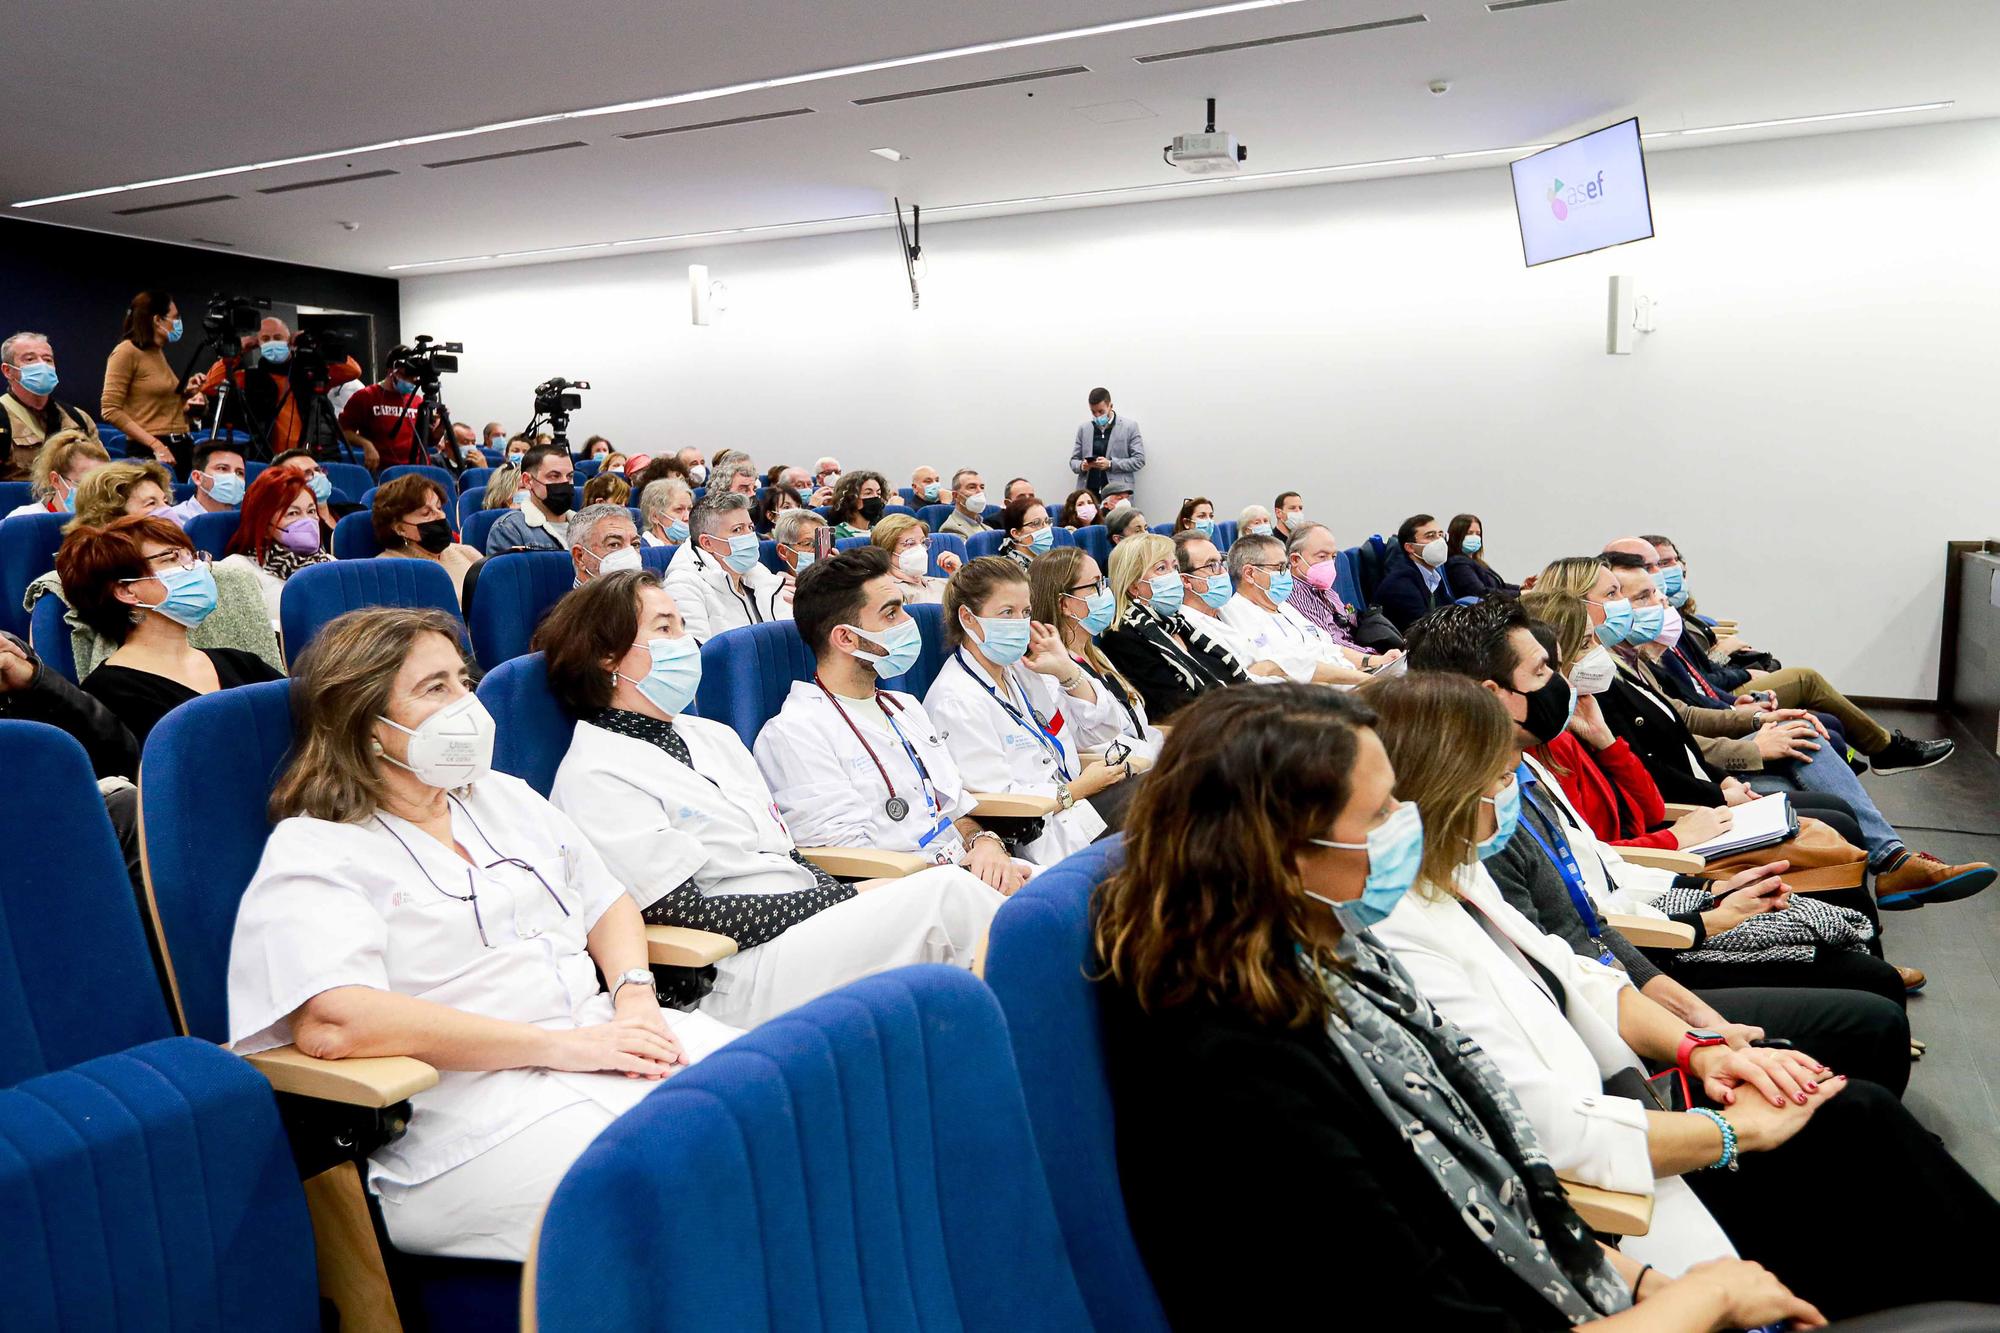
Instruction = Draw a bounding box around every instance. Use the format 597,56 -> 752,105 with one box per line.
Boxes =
1871,731 -> 1955,775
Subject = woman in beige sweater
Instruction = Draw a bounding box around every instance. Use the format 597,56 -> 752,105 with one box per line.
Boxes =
101,289 -> 206,478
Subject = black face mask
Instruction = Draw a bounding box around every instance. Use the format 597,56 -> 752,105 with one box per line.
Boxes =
413,518 -> 454,554
1514,673 -> 1575,745
859,496 -> 886,523
538,481 -> 575,515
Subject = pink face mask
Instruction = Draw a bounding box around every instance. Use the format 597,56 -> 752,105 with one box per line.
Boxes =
1304,559 -> 1341,593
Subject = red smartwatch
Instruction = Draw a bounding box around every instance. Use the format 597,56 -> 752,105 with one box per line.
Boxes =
1676,1028 -> 1726,1077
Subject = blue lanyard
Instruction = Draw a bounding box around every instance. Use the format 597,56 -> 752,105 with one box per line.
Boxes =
1515,772 -> 1614,965
878,703 -> 953,848
953,651 -> 1072,781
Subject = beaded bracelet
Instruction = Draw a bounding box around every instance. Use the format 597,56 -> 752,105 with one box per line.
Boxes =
1687,1107 -> 1738,1171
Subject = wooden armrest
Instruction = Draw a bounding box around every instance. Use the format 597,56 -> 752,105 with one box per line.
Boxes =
800,846 -> 929,879
1560,1179 -> 1653,1236
1616,847 -> 1703,873
969,791 -> 1060,818
646,925 -> 738,968
1661,803 -> 1701,819
1605,912 -> 1696,949
244,1045 -> 438,1108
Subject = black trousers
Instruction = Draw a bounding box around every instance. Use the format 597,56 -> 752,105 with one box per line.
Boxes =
1693,981 -> 1910,1096
1687,1077 -> 2000,1321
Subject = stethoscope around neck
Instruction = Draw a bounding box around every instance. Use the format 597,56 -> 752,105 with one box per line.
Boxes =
375,793 -> 571,948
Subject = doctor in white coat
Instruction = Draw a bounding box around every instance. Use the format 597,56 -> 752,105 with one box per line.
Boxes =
226,606 -> 738,1262
540,572 -> 1005,1030
924,555 -> 1131,865
754,546 -> 1029,895
1216,532 -> 1373,687
662,490 -> 789,642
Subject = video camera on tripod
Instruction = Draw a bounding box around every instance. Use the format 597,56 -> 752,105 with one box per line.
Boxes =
526,376 -> 590,453
391,335 -> 466,470
204,293 -> 270,345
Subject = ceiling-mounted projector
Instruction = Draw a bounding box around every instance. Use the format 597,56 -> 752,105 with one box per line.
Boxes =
1164,97 -> 1247,175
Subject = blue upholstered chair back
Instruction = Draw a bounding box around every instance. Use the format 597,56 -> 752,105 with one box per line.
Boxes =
379,464 -> 458,504
640,543 -> 675,573
0,722 -> 172,1083
695,620 -> 813,749
28,593 -> 76,683
459,467 -> 492,492
891,602 -> 946,698
533,966 -> 1094,1333
1072,524 -> 1110,567
928,532 -> 966,577
915,503 -> 956,531
457,486 -> 487,529
467,550 -> 573,670
463,508 -> 506,554
983,838 -> 1170,1333
478,653 -> 571,798
322,462 -> 374,506
834,535 -> 872,552
1211,519 -> 1239,552
0,510 -> 65,637
184,509 -> 241,560
138,680 -> 295,1042
279,557 -> 462,664
965,530 -> 1006,559
0,481 -> 32,513
1335,547 -> 1364,609
757,538 -> 788,576
332,510 -> 383,560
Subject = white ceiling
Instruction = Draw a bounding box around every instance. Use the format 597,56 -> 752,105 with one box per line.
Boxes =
13,0 -> 1995,275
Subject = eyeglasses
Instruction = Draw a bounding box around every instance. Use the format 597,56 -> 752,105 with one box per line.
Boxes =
1245,562 -> 1285,574
120,550 -> 208,581
1017,516 -> 1051,531
1187,559 -> 1225,576
1068,578 -> 1109,596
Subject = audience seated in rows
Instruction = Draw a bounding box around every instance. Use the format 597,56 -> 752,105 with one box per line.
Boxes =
1217,532 -> 1375,686
481,463 -> 522,509
1025,546 -> 1166,764
161,438 -> 247,528
998,495 -> 1053,571
909,463 -> 943,506
637,476 -> 694,548
1171,495 -> 1214,537
1056,487 -> 1098,528
566,502 -> 640,589
1097,532 -> 1249,721
1375,511 -> 1456,630
5,428 -> 109,518
1443,510 -> 1520,599
938,467 -> 988,539
1283,520 -> 1405,653
828,469 -> 889,539
1,330 -> 102,480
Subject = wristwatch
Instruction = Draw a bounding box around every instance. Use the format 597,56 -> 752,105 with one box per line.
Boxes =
610,967 -> 657,1004
1676,1028 -> 1726,1076
1054,782 -> 1076,812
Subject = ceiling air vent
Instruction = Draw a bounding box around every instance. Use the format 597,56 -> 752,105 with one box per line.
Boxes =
113,194 -> 235,216
619,107 -> 816,140
1486,0 -> 1571,11
852,65 -> 1089,106
1136,13 -> 1426,63
425,141 -> 588,169
256,169 -> 399,195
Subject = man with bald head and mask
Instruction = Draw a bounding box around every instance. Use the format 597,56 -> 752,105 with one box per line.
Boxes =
1604,536 -> 1951,777
197,317 -> 360,455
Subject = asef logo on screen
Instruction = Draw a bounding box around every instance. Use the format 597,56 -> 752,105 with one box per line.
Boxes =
1544,169 -> 1609,222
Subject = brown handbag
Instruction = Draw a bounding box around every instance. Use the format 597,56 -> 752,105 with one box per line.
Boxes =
1692,816 -> 1868,892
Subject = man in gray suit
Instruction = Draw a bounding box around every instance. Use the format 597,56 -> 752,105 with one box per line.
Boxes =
1069,386 -> 1145,503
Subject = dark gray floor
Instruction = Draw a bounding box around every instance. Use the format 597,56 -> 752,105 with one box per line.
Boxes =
1855,708 -> 2000,1191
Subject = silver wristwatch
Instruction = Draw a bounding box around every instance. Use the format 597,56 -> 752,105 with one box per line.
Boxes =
610,967 -> 656,1003
1055,782 -> 1076,812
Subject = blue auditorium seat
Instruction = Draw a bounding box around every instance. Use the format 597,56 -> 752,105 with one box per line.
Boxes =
189,428 -> 254,446
332,509 -> 385,559
323,462 -> 374,505
640,543 -> 676,573
467,550 -> 573,670
457,486 -> 488,529
834,535 -> 872,552
757,538 -> 787,576
1211,519 -> 1238,552
881,503 -> 918,521
459,466 -> 492,493
0,510 -> 65,637
966,530 -> 1007,559
530,967 -> 1094,1333
1148,522 -> 1174,537
28,593 -> 75,682
279,556 -> 462,663
464,508 -> 506,554
172,483 -> 196,503
897,486 -> 916,506
694,621 -> 814,749
477,653 -> 571,798
574,458 -> 600,480
244,460 -> 268,484
984,839 -> 1171,1333
916,503 -> 956,531
184,508 -> 241,560
379,463 -> 458,504
1072,524 -> 1110,567
0,480 -> 33,513
1335,547 -> 1364,609
0,721 -> 320,1331
928,532 -> 966,577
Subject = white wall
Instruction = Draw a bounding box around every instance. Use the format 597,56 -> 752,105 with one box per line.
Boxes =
405,118 -> 2000,699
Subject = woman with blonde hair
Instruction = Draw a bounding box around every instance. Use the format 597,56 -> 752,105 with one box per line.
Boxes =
6,429 -> 111,518
1096,532 -> 1247,721
226,606 -> 737,1261
67,459 -> 174,531
481,464 -> 522,510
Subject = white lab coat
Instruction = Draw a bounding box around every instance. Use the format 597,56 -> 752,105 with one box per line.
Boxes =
552,714 -> 1003,1027
923,651 -> 1107,865
754,680 -> 975,861
661,539 -> 789,643
226,773 -> 740,1199
1065,659 -> 1165,762
1370,862 -> 1735,1274
1217,592 -> 1352,682
1181,607 -> 1289,683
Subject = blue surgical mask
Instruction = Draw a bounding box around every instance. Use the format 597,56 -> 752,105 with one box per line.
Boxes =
628,636 -> 702,716
843,615 -> 923,678
306,470 -> 332,503
1141,572 -> 1184,617
1264,569 -> 1294,603
1477,778 -> 1521,859
1027,526 -> 1054,554
664,517 -> 689,544
57,481 -> 76,513
1193,518 -> 1213,537
488,434 -> 508,449
392,377 -> 418,395
205,472 -> 245,506
1668,586 -> 1689,609
1652,566 -> 1684,600
260,342 -> 291,366
970,615 -> 1031,666
1624,603 -> 1666,645
15,362 -> 58,396
792,548 -> 816,574
714,531 -> 760,574
167,318 -> 184,343
1308,802 -> 1425,930
920,482 -> 941,502
129,561 -> 218,628
1591,597 -> 1634,646
1462,534 -> 1483,556
1075,587 -> 1115,635
1247,522 -> 1273,537
1093,413 -> 1110,428
1197,572 -> 1232,608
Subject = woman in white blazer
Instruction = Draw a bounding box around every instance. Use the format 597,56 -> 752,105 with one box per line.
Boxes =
923,556 -> 1131,864
1026,545 -> 1167,765
1366,671 -> 2000,1316
538,571 -> 1006,1030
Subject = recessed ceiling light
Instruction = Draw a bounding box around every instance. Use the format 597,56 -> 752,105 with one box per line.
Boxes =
1642,101 -> 1952,139
869,147 -> 908,162
14,0 -> 1314,209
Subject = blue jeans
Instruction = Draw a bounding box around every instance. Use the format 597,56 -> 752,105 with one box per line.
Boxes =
1747,741 -> 1903,868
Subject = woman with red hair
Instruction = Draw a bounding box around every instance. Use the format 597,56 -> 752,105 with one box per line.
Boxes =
222,467 -> 331,620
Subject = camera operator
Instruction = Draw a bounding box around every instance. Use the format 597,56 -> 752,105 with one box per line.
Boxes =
195,318 -> 361,456
338,346 -> 444,470
1,332 -> 102,482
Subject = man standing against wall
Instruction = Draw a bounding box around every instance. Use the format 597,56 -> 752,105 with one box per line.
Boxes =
1068,386 -> 1143,504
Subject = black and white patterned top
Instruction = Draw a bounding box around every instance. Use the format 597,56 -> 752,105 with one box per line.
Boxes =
591,708 -> 856,949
